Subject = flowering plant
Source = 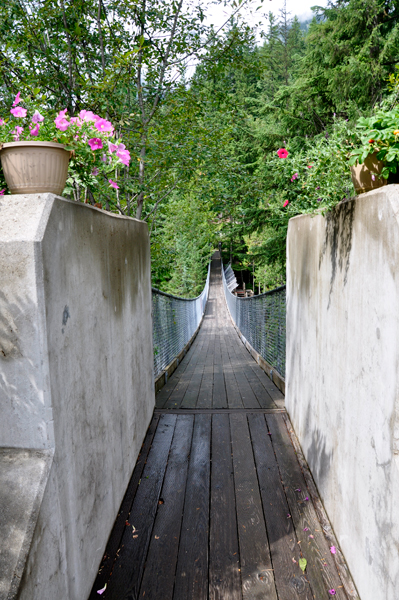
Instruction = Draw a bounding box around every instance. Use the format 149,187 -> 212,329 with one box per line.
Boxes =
348,109 -> 399,178
0,92 -> 131,198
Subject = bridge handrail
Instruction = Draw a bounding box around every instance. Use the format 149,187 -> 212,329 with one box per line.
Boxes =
221,263 -> 286,378
152,263 -> 210,379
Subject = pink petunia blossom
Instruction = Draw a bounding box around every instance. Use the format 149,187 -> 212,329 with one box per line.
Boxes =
31,110 -> 44,123
0,189 -> 5,195
10,106 -> 27,118
116,147 -> 131,166
109,179 -> 119,189
29,123 -> 40,137
0,118 -> 4,126
283,199 -> 289,207
101,153 -> 107,163
12,92 -> 21,106
291,173 -> 298,182
88,138 -> 103,151
12,125 -> 24,141
108,142 -> 118,153
79,110 -> 100,123
95,118 -> 114,133
330,546 -> 336,554
328,590 -> 336,596
92,167 -> 99,176
55,109 -> 70,132
277,148 -> 288,159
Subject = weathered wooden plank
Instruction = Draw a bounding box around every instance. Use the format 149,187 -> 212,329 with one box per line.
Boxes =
88,415 -> 160,599
282,413 -> 360,600
173,414 -> 211,600
266,414 -> 347,600
155,334 -> 206,408
195,324 -> 215,408
247,413 -> 314,600
244,367 -> 277,409
138,415 -> 194,599
104,414 -> 177,600
212,362 -> 227,408
230,413 -> 278,600
209,414 -> 242,600
163,339 -> 207,409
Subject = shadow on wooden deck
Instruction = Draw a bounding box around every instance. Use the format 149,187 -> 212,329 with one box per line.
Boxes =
88,256 -> 358,600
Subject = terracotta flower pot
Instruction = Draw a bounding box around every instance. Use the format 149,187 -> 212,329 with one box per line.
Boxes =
0,141 -> 70,195
350,152 -> 387,194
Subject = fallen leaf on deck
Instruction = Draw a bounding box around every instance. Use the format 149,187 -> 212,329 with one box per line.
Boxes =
299,558 -> 307,573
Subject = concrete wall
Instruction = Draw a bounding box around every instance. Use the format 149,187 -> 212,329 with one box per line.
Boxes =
286,184 -> 399,600
0,194 -> 155,599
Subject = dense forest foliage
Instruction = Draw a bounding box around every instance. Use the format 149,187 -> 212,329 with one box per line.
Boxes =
2,0 -> 399,295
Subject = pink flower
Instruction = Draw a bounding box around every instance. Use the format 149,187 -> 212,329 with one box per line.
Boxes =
12,92 -> 21,106
101,154 -> 107,163
328,590 -> 336,596
371,174 -> 375,181
0,118 -> 5,126
108,142 -> 118,153
291,173 -> 298,182
109,179 -> 119,189
55,109 -> 70,132
95,118 -> 114,133
307,164 -> 313,169
88,138 -> 103,150
10,106 -> 27,118
330,546 -> 336,554
303,527 -> 309,531
97,583 -> 107,595
277,148 -> 288,159
31,110 -> 44,123
116,147 -> 131,166
283,199 -> 289,207
92,167 -> 99,176
0,189 -> 5,195
29,123 -> 40,137
79,110 -> 100,123
12,126 -> 24,140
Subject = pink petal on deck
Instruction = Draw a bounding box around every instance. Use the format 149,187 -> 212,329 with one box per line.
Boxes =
97,583 -> 107,595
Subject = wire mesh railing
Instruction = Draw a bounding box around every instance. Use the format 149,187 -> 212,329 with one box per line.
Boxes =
152,265 -> 210,379
222,263 -> 286,378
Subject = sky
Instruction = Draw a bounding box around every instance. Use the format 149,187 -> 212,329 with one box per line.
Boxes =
207,0 -> 329,32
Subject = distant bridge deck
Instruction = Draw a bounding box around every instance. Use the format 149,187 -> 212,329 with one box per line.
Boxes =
89,256 -> 356,600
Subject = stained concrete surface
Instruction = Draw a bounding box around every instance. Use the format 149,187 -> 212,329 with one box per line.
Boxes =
0,194 -> 155,599
286,185 -> 399,600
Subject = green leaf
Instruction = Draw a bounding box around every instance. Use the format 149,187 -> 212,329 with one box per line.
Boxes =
33,87 -> 40,96
299,558 -> 307,573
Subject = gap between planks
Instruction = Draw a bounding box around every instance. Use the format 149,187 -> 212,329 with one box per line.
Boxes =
154,408 -> 286,414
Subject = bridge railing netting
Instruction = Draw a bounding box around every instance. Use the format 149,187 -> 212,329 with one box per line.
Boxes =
152,264 -> 210,379
222,264 -> 286,378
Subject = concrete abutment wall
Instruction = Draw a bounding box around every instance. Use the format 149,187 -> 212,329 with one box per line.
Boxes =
286,184 -> 399,600
0,194 -> 155,599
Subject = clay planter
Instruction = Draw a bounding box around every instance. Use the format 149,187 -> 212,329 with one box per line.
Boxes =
0,141 -> 69,195
350,152 -> 387,194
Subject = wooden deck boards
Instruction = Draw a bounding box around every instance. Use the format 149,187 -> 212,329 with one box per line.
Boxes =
89,255 -> 357,600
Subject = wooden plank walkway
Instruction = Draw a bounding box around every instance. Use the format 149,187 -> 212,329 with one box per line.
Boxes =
89,255 -> 358,600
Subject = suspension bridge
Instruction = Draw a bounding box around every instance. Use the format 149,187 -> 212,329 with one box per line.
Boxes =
88,252 -> 358,600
